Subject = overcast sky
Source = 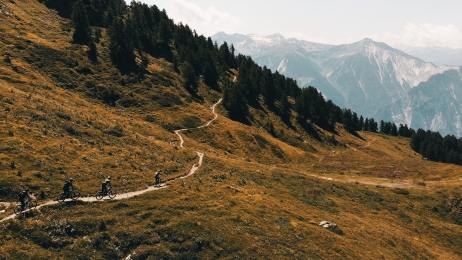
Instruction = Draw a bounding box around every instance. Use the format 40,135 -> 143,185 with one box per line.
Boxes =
132,0 -> 462,49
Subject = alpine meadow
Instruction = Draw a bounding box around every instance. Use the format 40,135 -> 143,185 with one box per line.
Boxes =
0,0 -> 462,259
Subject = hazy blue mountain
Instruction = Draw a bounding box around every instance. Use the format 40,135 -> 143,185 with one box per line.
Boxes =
377,68 -> 462,137
400,46 -> 462,66
310,38 -> 455,117
212,33 -> 462,136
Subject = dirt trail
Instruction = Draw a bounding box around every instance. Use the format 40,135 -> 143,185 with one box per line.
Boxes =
175,98 -> 222,148
0,99 -> 221,223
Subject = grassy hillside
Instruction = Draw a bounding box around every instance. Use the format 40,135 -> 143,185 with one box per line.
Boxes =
0,1 -> 462,259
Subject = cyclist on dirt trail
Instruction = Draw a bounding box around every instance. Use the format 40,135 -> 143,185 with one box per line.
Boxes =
155,170 -> 161,185
63,178 -> 74,198
18,188 -> 31,211
102,176 -> 112,195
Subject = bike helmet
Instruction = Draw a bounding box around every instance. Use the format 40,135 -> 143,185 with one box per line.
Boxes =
69,178 -> 74,182
107,176 -> 111,179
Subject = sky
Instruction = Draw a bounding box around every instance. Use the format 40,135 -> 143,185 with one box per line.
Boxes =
131,0 -> 462,49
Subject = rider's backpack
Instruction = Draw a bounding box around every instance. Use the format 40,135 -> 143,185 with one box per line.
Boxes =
18,191 -> 26,200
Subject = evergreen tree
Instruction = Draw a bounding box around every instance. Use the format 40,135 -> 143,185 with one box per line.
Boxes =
352,112 -> 359,131
370,119 -> 378,132
342,109 -> 354,133
108,16 -> 136,71
72,0 -> 92,44
359,116 -> 364,131
223,78 -> 248,120
379,120 -> 385,133
391,123 -> 398,136
262,67 -> 276,105
182,62 -> 197,92
280,92 -> 292,124
203,60 -> 218,88
88,41 -> 98,62
219,42 -> 232,69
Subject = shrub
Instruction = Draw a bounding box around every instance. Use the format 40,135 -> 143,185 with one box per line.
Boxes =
98,220 -> 107,231
103,125 -> 124,137
4,55 -> 11,63
392,188 -> 409,195
117,97 -> 139,108
56,111 -> 71,121
181,116 -> 201,128
62,122 -> 80,136
151,92 -> 183,107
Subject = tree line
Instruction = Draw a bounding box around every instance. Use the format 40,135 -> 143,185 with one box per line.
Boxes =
410,129 -> 462,165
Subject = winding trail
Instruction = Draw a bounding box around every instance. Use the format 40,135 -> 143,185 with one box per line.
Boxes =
0,99 -> 222,223
175,98 -> 222,148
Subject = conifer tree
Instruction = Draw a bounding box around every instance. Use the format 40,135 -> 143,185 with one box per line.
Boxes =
182,62 -> 197,92
203,59 -> 219,88
223,78 -> 248,120
379,120 -> 385,133
359,116 -> 364,131
108,16 -> 136,71
369,118 -> 378,132
391,123 -> 398,136
88,41 -> 97,62
71,0 -> 92,44
280,92 -> 292,124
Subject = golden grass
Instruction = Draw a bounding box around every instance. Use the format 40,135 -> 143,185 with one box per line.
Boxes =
0,1 -> 462,259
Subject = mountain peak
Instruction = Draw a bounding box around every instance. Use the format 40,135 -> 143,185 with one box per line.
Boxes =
267,33 -> 285,40
358,38 -> 376,46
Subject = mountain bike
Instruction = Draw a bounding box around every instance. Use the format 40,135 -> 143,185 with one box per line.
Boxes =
14,198 -> 37,214
57,188 -> 80,202
96,188 -> 116,200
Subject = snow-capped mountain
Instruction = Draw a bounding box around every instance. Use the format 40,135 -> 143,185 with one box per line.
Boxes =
212,32 -> 462,136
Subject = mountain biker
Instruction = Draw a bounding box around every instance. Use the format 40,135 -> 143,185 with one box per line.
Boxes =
18,188 -> 31,211
102,176 -> 112,195
155,170 -> 161,185
63,178 -> 74,197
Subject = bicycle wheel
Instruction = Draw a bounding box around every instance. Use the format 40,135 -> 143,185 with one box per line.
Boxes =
96,191 -> 103,200
71,190 -> 80,200
28,200 -> 37,210
14,205 -> 23,215
108,190 -> 116,199
57,193 -> 66,202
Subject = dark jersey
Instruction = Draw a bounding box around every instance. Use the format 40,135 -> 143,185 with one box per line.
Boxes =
102,179 -> 111,187
18,191 -> 28,200
63,181 -> 73,189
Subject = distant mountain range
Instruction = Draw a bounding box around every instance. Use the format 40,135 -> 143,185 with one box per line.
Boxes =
399,46 -> 462,66
212,32 -> 462,137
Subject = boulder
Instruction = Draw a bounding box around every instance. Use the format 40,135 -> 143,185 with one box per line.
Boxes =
319,221 -> 344,235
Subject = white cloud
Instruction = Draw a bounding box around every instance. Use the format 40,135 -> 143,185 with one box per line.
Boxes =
372,23 -> 462,49
162,0 -> 245,37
